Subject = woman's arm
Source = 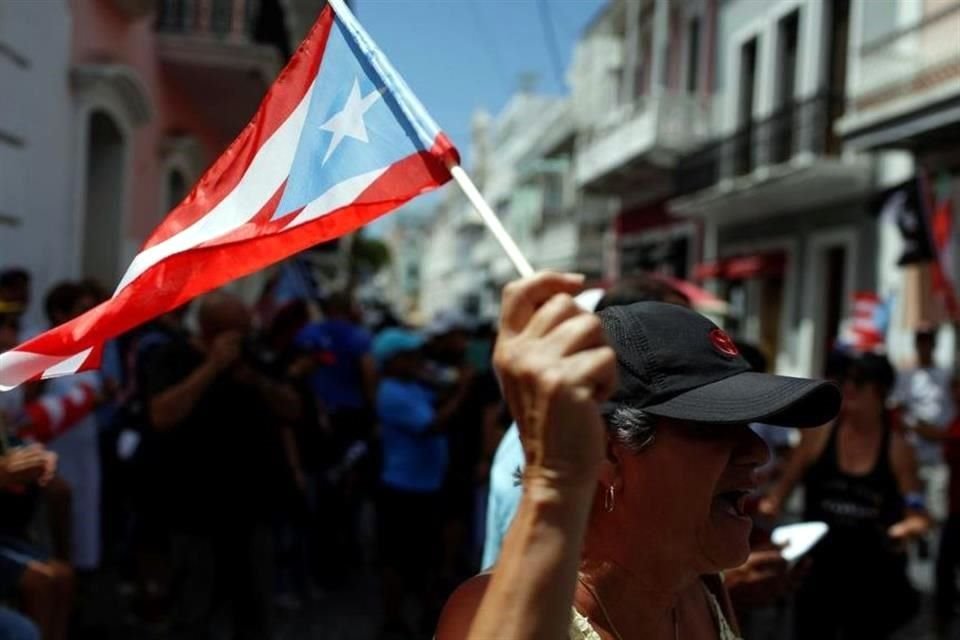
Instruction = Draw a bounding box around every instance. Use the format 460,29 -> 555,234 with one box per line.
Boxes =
454,273 -> 616,640
759,425 -> 830,518
889,429 -> 931,540
467,479 -> 596,639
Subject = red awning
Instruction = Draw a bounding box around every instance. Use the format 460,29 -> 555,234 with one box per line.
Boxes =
693,261 -> 724,281
693,252 -> 787,281
652,274 -> 729,315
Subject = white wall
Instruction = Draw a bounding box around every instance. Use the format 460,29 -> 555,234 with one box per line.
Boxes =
568,17 -> 622,129
847,0 -> 924,98
0,1 -> 74,326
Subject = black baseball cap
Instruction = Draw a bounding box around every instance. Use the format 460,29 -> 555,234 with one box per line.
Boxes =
598,302 -> 841,428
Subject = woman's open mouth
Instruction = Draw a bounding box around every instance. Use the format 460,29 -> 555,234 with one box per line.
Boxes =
714,490 -> 750,518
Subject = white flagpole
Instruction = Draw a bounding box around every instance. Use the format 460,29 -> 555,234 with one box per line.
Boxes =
446,161 -> 535,278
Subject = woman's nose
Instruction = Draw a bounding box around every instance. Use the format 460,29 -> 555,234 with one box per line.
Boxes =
733,425 -> 771,469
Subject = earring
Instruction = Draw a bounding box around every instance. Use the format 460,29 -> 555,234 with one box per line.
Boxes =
603,485 -> 615,513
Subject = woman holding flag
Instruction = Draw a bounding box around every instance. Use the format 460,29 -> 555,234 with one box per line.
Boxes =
437,272 -> 841,640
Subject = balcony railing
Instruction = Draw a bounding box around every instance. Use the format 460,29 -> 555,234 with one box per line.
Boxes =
580,92 -> 714,152
575,92 -> 715,188
852,2 -> 960,109
673,92 -> 842,197
675,141 -> 720,196
156,0 -> 258,42
722,93 -> 840,179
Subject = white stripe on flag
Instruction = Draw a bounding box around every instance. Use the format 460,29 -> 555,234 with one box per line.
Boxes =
284,167 -> 388,229
40,348 -> 94,379
0,351 -> 68,391
114,80 -> 317,294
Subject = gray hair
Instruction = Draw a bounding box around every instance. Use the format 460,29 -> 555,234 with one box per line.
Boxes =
607,406 -> 657,452
512,407 -> 658,485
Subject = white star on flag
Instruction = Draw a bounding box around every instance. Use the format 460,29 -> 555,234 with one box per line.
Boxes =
319,77 -> 383,165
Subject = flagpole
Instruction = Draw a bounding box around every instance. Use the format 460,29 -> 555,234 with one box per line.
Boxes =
447,162 -> 535,278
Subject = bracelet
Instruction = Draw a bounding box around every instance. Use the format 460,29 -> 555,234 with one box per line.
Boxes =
905,492 -> 926,511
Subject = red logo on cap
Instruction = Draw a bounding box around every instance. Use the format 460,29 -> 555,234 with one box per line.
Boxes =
710,329 -> 739,357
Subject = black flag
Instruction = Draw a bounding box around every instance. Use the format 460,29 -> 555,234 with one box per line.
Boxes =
874,177 -> 934,265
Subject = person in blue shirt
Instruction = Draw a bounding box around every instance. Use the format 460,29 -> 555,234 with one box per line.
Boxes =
373,328 -> 472,639
295,293 -> 378,584
295,292 -> 376,432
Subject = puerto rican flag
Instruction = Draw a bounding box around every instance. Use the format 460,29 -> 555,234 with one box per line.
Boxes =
0,0 -> 457,390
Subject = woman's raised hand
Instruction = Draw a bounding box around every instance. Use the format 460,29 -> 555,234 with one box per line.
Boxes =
493,273 -> 618,498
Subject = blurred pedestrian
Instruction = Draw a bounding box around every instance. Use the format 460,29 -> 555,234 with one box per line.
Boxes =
0,269 -> 29,314
0,269 -> 42,342
894,325 -> 955,522
373,327 -> 472,639
762,352 -> 928,639
295,291 -> 376,441
0,437 -> 71,640
119,307 -> 192,621
423,311 -> 500,584
294,292 -> 377,582
914,375 -> 960,638
39,282 -> 103,573
143,291 -> 300,640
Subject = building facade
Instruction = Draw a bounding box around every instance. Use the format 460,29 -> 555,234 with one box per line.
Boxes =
838,0 -> 960,366
0,0 -> 77,326
0,0 -> 324,322
669,0 -> 882,377
573,0 -> 717,283
415,0 -> 959,375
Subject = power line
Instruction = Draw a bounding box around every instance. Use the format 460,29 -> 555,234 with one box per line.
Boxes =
465,0 -> 511,96
537,0 -> 566,90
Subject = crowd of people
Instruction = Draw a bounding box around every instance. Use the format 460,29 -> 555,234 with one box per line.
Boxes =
0,266 -> 509,640
2,263 -> 960,639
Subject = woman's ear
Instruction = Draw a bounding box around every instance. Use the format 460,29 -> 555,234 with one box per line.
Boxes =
597,437 -> 624,490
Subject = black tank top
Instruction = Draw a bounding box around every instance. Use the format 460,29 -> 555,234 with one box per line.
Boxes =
798,416 -> 919,635
802,415 -> 905,562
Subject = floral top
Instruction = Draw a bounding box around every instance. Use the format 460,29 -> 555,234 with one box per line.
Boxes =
568,586 -> 741,640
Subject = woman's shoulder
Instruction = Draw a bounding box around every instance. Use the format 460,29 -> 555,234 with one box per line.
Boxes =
435,572 -> 492,640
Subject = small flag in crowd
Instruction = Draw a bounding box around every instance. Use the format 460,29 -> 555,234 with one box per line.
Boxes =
0,0 -> 457,390
836,291 -> 891,353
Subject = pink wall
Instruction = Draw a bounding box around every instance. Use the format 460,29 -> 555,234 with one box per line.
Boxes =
69,0 -> 227,242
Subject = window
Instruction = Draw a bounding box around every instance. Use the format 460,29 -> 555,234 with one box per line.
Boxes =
860,0 -> 899,45
686,17 -> 701,93
82,111 -> 126,286
773,11 -> 799,163
777,12 -> 799,108
735,38 -> 758,175
738,38 -> 758,127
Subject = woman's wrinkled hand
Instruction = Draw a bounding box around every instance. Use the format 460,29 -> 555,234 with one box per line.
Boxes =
493,273 -> 618,499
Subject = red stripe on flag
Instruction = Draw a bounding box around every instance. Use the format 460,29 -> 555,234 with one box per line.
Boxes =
142,7 -> 335,250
